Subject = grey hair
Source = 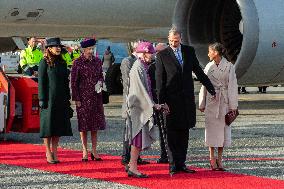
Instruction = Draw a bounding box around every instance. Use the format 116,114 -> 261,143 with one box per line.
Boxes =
155,43 -> 168,52
209,42 -> 226,56
168,27 -> 181,36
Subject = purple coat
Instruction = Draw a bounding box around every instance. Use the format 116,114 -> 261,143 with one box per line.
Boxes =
71,55 -> 106,132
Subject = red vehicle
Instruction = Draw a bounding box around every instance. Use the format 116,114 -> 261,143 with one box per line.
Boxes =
0,68 -> 40,134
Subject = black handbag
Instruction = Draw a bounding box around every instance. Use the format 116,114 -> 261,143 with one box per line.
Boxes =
102,90 -> 109,104
225,109 -> 239,126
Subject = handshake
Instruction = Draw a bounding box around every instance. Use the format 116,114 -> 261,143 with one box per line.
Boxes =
95,81 -> 103,93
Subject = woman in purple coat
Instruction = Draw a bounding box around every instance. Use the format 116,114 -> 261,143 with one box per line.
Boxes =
71,38 -> 106,161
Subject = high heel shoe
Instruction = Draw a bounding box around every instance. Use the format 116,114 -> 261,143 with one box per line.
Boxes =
216,159 -> 226,171
91,153 -> 102,161
46,153 -> 56,164
210,159 -> 218,171
52,153 -> 60,163
82,153 -> 88,162
127,170 -> 148,178
82,157 -> 88,162
47,160 -> 56,164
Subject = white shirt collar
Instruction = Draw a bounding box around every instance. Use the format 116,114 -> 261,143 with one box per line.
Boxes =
171,45 -> 181,52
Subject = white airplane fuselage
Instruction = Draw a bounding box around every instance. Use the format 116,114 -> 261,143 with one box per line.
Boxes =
0,0 -> 284,86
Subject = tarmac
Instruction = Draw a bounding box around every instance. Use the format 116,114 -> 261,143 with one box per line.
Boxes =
1,83 -> 283,188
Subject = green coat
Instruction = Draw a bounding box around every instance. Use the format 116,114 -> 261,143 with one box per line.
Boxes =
38,58 -> 73,138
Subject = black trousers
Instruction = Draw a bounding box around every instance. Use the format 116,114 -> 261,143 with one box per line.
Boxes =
155,111 -> 167,159
122,124 -> 131,162
167,129 -> 189,168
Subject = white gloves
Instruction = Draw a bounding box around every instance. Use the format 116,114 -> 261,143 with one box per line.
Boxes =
95,81 -> 103,93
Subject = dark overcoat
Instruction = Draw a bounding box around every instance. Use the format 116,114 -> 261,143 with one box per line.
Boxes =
38,58 -> 73,138
155,45 -> 215,130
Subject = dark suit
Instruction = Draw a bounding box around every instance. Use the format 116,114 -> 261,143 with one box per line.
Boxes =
155,45 -> 215,169
148,62 -> 167,160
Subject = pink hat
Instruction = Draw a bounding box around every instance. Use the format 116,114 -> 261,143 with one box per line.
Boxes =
136,42 -> 155,54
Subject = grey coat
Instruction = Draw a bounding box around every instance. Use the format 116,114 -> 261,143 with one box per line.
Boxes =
125,59 -> 158,150
120,54 -> 137,118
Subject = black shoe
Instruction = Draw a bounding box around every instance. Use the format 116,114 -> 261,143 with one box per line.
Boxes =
169,165 -> 178,176
179,166 -> 196,173
47,160 -> 56,164
82,158 -> 88,162
91,153 -> 103,161
51,153 -> 60,163
215,160 -> 226,171
137,158 -> 150,165
157,158 -> 169,164
127,170 -> 148,178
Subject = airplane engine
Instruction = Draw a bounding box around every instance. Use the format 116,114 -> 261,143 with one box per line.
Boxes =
174,0 -> 284,85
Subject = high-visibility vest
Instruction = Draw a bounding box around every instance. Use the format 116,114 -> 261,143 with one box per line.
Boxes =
71,49 -> 81,61
62,52 -> 73,66
20,46 -> 43,69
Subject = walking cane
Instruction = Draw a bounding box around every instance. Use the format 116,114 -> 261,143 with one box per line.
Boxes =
157,108 -> 174,176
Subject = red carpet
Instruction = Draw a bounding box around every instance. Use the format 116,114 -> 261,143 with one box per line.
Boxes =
1,141 -> 284,189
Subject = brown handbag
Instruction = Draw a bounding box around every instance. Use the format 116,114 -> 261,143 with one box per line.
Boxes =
225,109 -> 239,126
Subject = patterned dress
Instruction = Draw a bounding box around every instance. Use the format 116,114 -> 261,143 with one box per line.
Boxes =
71,55 -> 106,132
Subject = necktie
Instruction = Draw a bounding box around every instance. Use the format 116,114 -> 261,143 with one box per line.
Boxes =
175,49 -> 183,65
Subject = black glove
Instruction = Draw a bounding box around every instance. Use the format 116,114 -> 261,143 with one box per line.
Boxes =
39,101 -> 48,109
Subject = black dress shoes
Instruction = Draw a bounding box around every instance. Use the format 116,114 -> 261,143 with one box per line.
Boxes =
179,166 -> 196,173
127,170 -> 149,178
169,165 -> 178,176
137,158 -> 150,165
157,157 -> 169,164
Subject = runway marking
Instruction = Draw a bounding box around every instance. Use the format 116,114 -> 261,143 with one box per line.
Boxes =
1,141 -> 283,189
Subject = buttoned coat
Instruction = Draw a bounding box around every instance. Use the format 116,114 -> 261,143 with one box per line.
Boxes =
38,58 -> 73,138
155,45 -> 215,130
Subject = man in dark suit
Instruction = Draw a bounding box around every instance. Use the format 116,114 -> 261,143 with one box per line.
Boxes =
148,43 -> 169,164
155,27 -> 216,175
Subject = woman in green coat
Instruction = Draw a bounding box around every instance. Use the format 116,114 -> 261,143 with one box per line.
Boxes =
38,37 -> 73,164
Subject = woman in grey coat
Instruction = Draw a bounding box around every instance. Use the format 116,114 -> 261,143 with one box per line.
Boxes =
126,42 -> 161,178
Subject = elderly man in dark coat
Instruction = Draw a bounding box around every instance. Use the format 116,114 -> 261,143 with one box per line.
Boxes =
155,27 -> 216,175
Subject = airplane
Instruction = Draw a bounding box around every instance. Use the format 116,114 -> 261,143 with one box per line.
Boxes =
0,0 -> 284,86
